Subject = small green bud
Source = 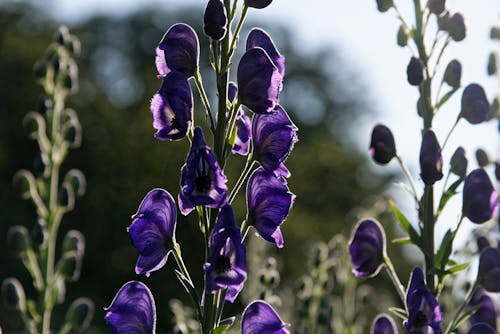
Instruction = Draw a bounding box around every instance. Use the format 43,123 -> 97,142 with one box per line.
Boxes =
56,251 -> 82,282
1,278 -> 26,312
491,97 -> 499,117
7,226 -> 31,255
487,52 -> 497,76
65,298 -> 94,332
450,147 -> 467,178
63,230 -> 85,257
443,59 -> 462,89
376,0 -> 393,13
54,26 -> 71,45
64,169 -> 86,197
59,183 -> 75,211
475,148 -> 490,167
397,25 -> 408,47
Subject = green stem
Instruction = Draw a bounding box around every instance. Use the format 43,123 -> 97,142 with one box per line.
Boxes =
444,281 -> 478,334
396,154 -> 419,203
422,185 -> 436,293
383,256 -> 407,305
229,159 -> 256,203
194,71 -> 216,132
228,5 -> 248,56
441,116 -> 460,150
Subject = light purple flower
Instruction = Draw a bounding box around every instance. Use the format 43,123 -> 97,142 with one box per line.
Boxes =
178,127 -> 228,215
371,314 -> 397,334
244,0 -> 273,9
241,300 -> 289,334
252,105 -> 297,177
232,110 -> 252,156
419,130 -> 443,186
369,124 -> 396,165
150,71 -> 193,141
462,168 -> 498,224
246,167 -> 294,248
204,205 -> 246,302
105,281 -> 156,334
203,0 -> 227,41
348,219 -> 386,277
246,28 -> 285,78
478,247 -> 500,293
461,84 -> 491,124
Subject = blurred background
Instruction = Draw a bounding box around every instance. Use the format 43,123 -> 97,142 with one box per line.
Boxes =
0,0 -> 498,332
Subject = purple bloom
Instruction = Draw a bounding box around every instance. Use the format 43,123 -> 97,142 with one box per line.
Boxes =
369,124 -> 396,165
246,28 -> 285,78
203,0 -> 227,41
461,84 -> 491,124
228,81 -> 238,102
468,287 -> 497,330
204,205 -> 246,302
246,167 -> 294,248
478,247 -> 500,293
252,105 -> 298,177
469,323 -> 496,334
241,300 -> 289,334
404,267 -> 443,334
156,23 -> 199,78
150,71 -> 193,141
444,59 -> 462,89
244,0 -> 273,9
419,130 -> 443,186
407,57 -> 424,86
371,314 -> 396,334
348,219 -> 386,277
462,168 -> 498,224
128,189 -> 176,276
105,281 -> 156,334
450,146 -> 467,178
232,110 -> 252,156
178,127 -> 228,215
237,47 -> 282,114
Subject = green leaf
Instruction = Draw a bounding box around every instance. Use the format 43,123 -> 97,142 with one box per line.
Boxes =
446,262 -> 469,274
392,237 -> 412,244
436,88 -> 457,109
214,317 -> 236,334
437,178 -> 463,216
435,228 -> 455,270
388,307 -> 407,320
389,200 -> 421,247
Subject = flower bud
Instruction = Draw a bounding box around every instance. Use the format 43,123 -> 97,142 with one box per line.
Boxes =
371,314 -> 397,334
462,168 -> 498,224
7,226 -> 32,255
443,59 -> 461,89
59,183 -> 75,211
447,12 -> 466,41
65,298 -> 94,331
437,11 -> 450,31
244,0 -> 273,9
63,169 -> 86,197
476,236 -> 491,252
63,230 -> 85,257
54,26 -> 71,45
406,57 -> 424,86
31,219 -> 48,248
37,94 -> 52,115
348,218 -> 386,277
450,146 -> 467,178
1,278 -> 26,312
475,148 -> 490,167
376,0 -> 393,13
461,83 -> 491,124
369,124 -> 396,165
66,36 -> 81,56
397,25 -> 408,47
491,27 -> 500,40
56,251 -> 82,282
33,60 -> 47,80
487,52 -> 497,76
419,130 -> 443,185
33,152 -> 50,177
427,0 -> 445,15
478,247 -> 500,292
204,0 -> 227,41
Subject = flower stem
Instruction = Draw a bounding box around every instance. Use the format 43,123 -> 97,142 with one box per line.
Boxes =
383,256 -> 406,305
229,158 -> 256,203
194,71 -> 216,133
396,154 -> 419,203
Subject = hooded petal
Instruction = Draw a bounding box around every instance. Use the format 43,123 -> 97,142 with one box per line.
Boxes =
419,130 -> 443,186
348,219 -> 386,277
478,247 -> 500,293
241,300 -> 289,334
203,0 -> 227,41
105,281 -> 156,334
462,168 -> 498,224
461,84 -> 491,124
246,28 -> 285,77
232,110 -> 252,156
371,314 -> 397,334
369,124 -> 396,165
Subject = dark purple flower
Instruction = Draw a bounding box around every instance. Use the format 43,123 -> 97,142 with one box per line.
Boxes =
478,247 -> 500,292
246,28 -> 285,78
462,168 -> 498,224
369,124 -> 396,165
407,57 -> 424,86
448,12 -> 466,41
419,130 -> 443,186
244,0 -> 273,9
246,167 -> 294,248
237,47 -> 282,114
450,146 -> 467,178
232,110 -> 252,156
444,59 -> 462,89
203,0 -> 227,41
156,23 -> 199,78
495,162 -> 500,182
178,127 -> 228,215
105,281 -> 156,334
476,236 -> 491,252
252,105 -> 298,177
469,323 -> 496,334
468,287 -> 497,330
371,314 -> 396,334
461,84 -> 491,124
228,81 -> 238,103
348,219 -> 386,277
128,189 -> 176,276
428,0 -> 445,15
150,71 -> 193,141
241,300 -> 289,334
204,205 -> 246,302
404,267 -> 443,334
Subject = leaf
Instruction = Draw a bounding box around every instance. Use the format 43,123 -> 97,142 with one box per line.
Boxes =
388,307 -> 407,320
389,200 -> 421,247
435,228 -> 455,270
392,237 -> 412,244
437,178 -> 463,216
436,88 -> 457,109
446,262 -> 469,274
214,317 -> 236,334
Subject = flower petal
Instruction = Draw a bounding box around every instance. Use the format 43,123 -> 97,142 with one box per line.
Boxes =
241,300 -> 289,334
246,28 -> 285,77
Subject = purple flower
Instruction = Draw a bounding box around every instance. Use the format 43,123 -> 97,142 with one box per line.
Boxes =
203,0 -> 227,41
348,219 -> 386,277
246,167 -> 294,248
156,23 -> 199,78
204,205 -> 246,302
244,0 -> 273,9
369,124 -> 396,165
478,247 -> 500,293
407,57 -> 424,86
246,28 -> 285,78
404,267 -> 443,334
419,130 -> 443,186
237,47 -> 282,114
105,281 -> 156,334
252,105 -> 298,177
371,314 -> 396,334
232,110 -> 252,156
462,168 -> 498,224
428,0 -> 445,15
228,81 -> 238,102
128,189 -> 176,277
461,84 -> 491,124
469,323 -> 496,334
150,71 -> 193,141
179,127 -> 228,215
468,287 -> 497,330
444,59 -> 462,89
241,300 -> 289,334
450,146 -> 467,178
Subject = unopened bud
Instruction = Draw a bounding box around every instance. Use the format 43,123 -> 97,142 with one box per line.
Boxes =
204,0 -> 227,41
63,230 -> 85,257
376,0 -> 393,13
407,57 -> 424,86
490,27 -> 500,40
443,59 -> 461,89
438,11 -> 450,31
54,26 -> 71,45
33,61 -> 47,80
64,169 -> 86,197
397,25 -> 408,47
7,226 -> 31,255
67,36 -> 81,56
31,219 -> 48,248
37,94 -> 52,115
56,251 -> 82,282
450,146 -> 467,178
487,52 -> 497,76
59,183 -> 75,211
475,148 -> 490,167
427,0 -> 445,15
65,298 -> 94,331
1,278 -> 26,312
447,12 -> 466,41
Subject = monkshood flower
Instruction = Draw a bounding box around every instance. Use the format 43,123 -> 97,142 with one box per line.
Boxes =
246,167 -> 294,248
404,267 -> 443,334
348,219 -> 386,277
252,105 -> 298,177
244,0 -> 273,9
232,110 -> 252,156
461,84 -> 491,124
128,189 -> 177,276
150,71 -> 193,141
419,130 -> 443,186
450,146 -> 467,178
241,300 -> 289,334
105,281 -> 156,334
478,247 -> 500,293
468,287 -> 497,330
203,0 -> 227,41
179,127 -> 228,215
369,124 -> 396,165
407,57 -> 424,86
228,81 -> 238,103
444,59 -> 462,89
156,23 -> 199,78
237,47 -> 282,114
371,314 -> 396,334
204,205 -> 246,302
462,168 -> 498,224
469,323 -> 496,334
246,28 -> 285,78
